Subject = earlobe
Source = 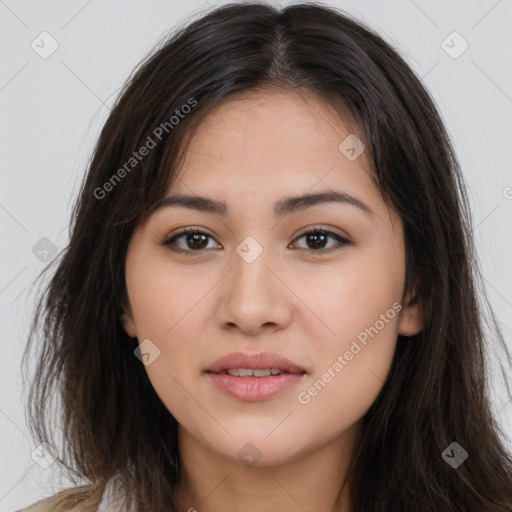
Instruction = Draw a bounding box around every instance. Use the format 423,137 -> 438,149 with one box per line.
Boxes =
397,287 -> 425,337
120,304 -> 137,338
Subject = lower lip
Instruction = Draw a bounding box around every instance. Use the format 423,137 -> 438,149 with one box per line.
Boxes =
206,372 -> 306,401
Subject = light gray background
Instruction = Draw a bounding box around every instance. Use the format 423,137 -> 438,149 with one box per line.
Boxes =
1,0 -> 511,510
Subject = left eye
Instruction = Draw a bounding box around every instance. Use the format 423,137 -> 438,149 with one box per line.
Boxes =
293,228 -> 351,253
163,227 -> 351,255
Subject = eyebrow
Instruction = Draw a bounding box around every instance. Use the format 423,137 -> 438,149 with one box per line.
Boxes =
153,188 -> 375,218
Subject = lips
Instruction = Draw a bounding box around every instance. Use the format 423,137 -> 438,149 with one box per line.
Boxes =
205,352 -> 307,401
204,351 -> 306,375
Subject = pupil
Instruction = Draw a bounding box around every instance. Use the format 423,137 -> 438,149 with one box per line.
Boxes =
188,233 -> 208,249
308,232 -> 326,249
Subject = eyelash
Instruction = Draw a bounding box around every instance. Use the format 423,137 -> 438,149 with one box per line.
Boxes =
162,226 -> 351,256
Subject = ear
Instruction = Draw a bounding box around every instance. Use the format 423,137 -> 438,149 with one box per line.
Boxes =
120,301 -> 137,338
397,285 -> 425,337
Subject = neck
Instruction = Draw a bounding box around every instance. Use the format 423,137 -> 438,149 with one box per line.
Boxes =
174,422 -> 360,512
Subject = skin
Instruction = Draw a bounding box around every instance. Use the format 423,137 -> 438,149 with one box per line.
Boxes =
121,88 -> 424,512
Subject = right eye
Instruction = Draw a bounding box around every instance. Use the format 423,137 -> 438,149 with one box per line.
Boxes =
163,227 -> 221,254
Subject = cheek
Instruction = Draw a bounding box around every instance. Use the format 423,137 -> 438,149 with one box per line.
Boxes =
126,254 -> 211,377
291,253 -> 403,348
128,268 -> 206,424
292,253 -> 402,420
126,252 -> 204,338
295,311 -> 399,435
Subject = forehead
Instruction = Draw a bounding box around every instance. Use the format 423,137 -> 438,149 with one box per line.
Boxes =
171,88 -> 378,210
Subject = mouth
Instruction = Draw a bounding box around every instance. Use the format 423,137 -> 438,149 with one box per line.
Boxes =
205,351 -> 306,374
211,368 -> 302,377
205,352 -> 307,401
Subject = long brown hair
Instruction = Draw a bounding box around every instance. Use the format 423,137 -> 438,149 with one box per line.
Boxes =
21,2 -> 512,511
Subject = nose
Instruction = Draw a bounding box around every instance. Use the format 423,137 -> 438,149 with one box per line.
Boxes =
215,242 -> 292,337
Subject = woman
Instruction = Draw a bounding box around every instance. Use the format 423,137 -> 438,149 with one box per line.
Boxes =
20,2 -> 512,511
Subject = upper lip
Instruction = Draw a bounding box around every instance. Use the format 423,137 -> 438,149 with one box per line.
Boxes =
205,352 -> 306,374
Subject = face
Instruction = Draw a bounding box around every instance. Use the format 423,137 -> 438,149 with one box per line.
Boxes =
121,88 -> 423,467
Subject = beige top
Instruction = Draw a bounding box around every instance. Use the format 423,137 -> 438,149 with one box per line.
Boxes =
96,480 -> 126,512
17,480 -> 128,512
